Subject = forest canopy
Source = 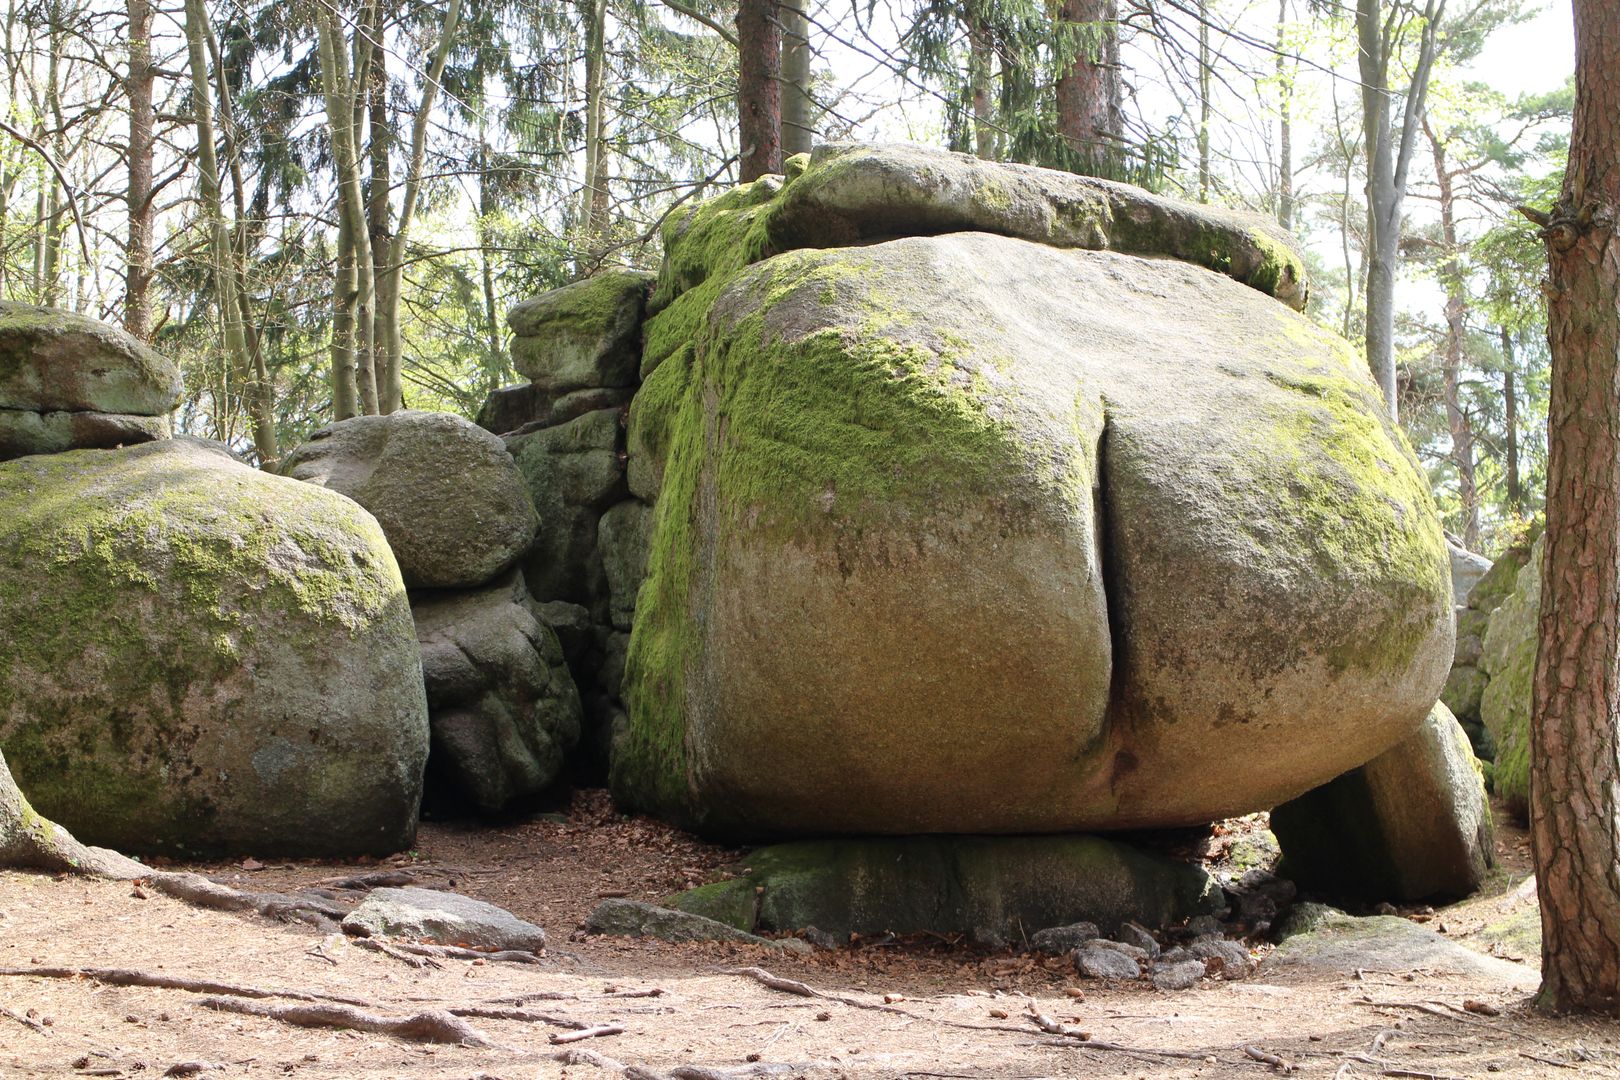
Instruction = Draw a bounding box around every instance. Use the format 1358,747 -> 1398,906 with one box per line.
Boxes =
0,0 -> 1571,555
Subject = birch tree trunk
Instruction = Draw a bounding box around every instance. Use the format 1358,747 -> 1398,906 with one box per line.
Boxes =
780,0 -> 813,156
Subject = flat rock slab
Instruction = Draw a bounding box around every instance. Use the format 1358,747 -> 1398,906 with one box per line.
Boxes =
665,835 -> 1219,946
585,898 -> 801,951
342,886 -> 547,952
1266,908 -> 1535,990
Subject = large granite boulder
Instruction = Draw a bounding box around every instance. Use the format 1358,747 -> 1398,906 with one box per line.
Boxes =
0,302 -> 180,460
281,410 -> 539,590
1441,534 -> 1533,750
1480,536 -> 1543,819
614,145 -> 1453,837
0,439 -> 429,856
1271,703 -> 1494,901
1448,539 -> 1492,605
414,571 -> 583,815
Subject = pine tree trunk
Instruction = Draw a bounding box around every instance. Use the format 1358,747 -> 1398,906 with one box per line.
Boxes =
365,1 -> 397,413
969,16 -> 995,160
1054,0 -> 1119,176
780,0 -> 813,156
1503,330 -> 1522,511
580,0 -> 610,260
124,0 -> 155,340
736,0 -> 781,181
1531,0 -> 1620,1016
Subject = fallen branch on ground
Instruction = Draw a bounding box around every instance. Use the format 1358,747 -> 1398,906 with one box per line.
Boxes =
354,938 -> 542,964
1243,1045 -> 1294,1072
197,996 -> 491,1046
549,1023 -> 625,1044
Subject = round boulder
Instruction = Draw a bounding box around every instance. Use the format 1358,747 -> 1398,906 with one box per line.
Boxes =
281,410 -> 539,589
0,300 -> 180,415
618,228 -> 1451,836
0,438 -> 430,856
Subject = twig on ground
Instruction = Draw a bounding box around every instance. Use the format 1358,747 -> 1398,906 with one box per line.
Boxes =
197,996 -> 491,1046
549,1023 -> 626,1044
351,937 -> 443,970
1243,1044 -> 1295,1072
450,1005 -> 588,1029
0,1004 -> 45,1031
1518,1050 -> 1578,1069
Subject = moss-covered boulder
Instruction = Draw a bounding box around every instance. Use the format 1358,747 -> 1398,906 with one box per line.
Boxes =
508,270 -> 654,394
0,301 -> 181,416
1480,536 -> 1542,819
616,160 -> 1451,835
0,439 -> 429,856
1271,703 -> 1494,901
665,836 -> 1220,943
414,571 -> 582,816
282,410 -> 539,590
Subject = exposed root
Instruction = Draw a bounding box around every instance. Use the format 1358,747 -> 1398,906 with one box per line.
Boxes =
197,996 -> 492,1046
0,965 -> 371,1007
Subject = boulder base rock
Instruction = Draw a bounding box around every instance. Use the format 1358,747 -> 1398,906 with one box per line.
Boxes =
1267,907 -> 1534,988
414,572 -> 582,815
664,836 -> 1220,944
0,300 -> 181,415
0,439 -> 428,856
1480,537 -> 1542,819
0,409 -> 169,461
585,898 -> 790,948
282,410 -> 539,589
506,407 -> 627,605
1271,703 -> 1494,901
343,886 -> 546,951
620,219 -> 1451,836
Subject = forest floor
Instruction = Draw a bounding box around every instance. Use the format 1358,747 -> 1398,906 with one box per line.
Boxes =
0,792 -> 1615,1080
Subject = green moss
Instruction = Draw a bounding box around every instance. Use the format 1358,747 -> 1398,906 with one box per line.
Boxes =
663,878 -> 757,931
1479,537 -> 1539,820
510,269 -> 651,339
0,442 -> 411,851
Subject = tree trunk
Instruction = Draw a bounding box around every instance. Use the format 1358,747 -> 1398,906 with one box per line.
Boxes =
1426,117 -> 1479,549
780,0 -> 813,156
736,0 -> 781,181
968,16 -> 995,160
1357,0 -> 1445,423
1276,0 -> 1294,232
124,0 -> 155,340
1197,0 -> 1211,201
1531,0 -> 1620,1016
579,0 -> 610,259
365,0 -> 396,412
1054,0 -> 1120,176
184,0 -> 277,465
316,7 -> 378,414
376,0 -> 460,415
1503,329 -> 1522,511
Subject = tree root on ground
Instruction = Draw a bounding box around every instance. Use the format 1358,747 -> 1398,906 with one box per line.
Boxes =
196,996 -> 493,1046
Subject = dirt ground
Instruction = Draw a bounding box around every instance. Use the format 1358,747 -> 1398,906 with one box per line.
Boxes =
1,793 -> 1615,1080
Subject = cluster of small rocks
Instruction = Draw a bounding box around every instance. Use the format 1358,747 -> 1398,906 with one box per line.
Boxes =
1031,917 -> 1255,992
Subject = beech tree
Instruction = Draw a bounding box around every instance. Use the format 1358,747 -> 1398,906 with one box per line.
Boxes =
1528,0 -> 1620,1015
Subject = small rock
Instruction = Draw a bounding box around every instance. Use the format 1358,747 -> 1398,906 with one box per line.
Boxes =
1151,959 -> 1205,991
1076,941 -> 1142,980
803,926 -> 844,950
1189,938 -> 1254,979
1029,921 -> 1100,954
1184,914 -> 1225,937
1089,938 -> 1150,963
1116,921 -> 1161,959
343,887 -> 546,952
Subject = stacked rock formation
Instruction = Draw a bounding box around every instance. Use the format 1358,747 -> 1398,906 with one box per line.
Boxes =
0,301 -> 179,460
281,410 -> 580,815
0,312 -> 430,855
475,271 -> 656,775
486,143 -> 1490,903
